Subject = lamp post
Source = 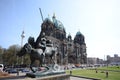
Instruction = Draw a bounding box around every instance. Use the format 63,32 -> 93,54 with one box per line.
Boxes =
21,30 -> 25,64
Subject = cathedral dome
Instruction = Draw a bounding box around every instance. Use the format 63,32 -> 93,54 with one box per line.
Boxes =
54,20 -> 65,31
52,14 -> 65,32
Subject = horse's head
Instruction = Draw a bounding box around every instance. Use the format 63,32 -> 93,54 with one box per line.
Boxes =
16,43 -> 32,57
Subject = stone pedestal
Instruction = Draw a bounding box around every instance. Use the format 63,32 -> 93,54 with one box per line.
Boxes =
26,64 -> 66,78
34,74 -> 70,80
26,70 -> 65,78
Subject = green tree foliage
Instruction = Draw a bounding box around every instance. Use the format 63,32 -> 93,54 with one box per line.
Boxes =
2,45 -> 21,65
2,44 -> 30,66
0,46 -> 4,63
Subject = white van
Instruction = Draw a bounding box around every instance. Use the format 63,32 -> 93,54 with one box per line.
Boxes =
0,64 -> 4,72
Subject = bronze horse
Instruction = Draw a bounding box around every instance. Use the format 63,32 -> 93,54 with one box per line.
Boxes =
17,43 -> 44,72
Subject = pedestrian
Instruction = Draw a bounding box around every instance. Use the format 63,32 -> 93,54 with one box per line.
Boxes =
106,71 -> 108,78
95,68 -> 98,73
70,70 -> 72,75
17,68 -> 19,76
96,70 -> 98,73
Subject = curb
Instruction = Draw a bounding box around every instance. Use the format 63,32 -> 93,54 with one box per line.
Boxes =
71,75 -> 101,80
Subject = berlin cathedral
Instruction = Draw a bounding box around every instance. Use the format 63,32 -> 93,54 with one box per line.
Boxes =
35,14 -> 87,65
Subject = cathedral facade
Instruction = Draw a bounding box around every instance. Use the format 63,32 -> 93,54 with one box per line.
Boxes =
36,14 -> 87,65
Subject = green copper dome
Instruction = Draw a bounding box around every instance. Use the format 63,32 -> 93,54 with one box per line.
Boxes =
43,14 -> 66,32
76,31 -> 83,36
55,20 -> 65,31
52,14 -> 65,31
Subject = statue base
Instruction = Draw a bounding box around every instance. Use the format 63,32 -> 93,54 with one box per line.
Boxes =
27,73 -> 70,80
40,74 -> 69,80
26,70 -> 65,78
27,64 -> 66,78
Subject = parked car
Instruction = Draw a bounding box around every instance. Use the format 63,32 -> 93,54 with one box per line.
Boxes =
22,68 -> 30,72
5,68 -> 18,73
20,68 -> 30,72
0,64 -> 4,72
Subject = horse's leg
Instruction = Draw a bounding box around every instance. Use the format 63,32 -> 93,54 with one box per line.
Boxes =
39,57 -> 42,67
30,58 -> 36,73
40,54 -> 45,67
50,54 -> 55,65
39,54 -> 43,67
52,57 -> 55,64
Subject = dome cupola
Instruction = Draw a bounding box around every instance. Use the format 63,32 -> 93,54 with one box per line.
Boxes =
76,31 -> 84,36
74,31 -> 85,45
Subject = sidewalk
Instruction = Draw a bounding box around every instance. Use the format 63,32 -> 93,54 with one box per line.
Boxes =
70,76 -> 92,80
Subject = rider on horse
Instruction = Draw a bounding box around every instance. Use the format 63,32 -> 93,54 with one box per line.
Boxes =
38,32 -> 47,55
28,36 -> 35,48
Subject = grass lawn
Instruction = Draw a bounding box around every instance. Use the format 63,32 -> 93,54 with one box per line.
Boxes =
97,66 -> 120,71
66,67 -> 120,80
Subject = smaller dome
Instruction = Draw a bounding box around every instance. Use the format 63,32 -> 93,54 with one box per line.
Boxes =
76,31 -> 84,36
76,31 -> 81,35
44,17 -> 52,23
74,31 -> 85,45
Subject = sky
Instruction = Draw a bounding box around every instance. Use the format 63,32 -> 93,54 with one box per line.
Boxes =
0,0 -> 120,59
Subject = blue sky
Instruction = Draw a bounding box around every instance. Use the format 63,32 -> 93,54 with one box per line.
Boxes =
0,0 -> 120,59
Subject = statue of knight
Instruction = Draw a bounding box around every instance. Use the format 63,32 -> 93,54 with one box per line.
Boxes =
38,32 -> 46,56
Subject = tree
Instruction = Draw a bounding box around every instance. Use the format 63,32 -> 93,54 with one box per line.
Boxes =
2,44 -> 31,66
2,45 -> 20,65
2,44 -> 21,65
0,46 -> 4,63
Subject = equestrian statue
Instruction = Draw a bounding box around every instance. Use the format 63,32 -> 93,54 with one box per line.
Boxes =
17,33 -> 58,73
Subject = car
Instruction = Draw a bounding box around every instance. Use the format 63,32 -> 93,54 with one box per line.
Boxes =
5,68 -> 18,73
22,69 -> 30,72
0,64 -> 4,72
21,68 -> 30,72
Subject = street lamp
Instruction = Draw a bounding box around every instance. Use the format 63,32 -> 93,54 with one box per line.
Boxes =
21,30 -> 25,64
